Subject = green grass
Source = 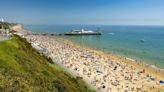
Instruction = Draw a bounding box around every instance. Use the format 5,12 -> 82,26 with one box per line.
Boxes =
0,35 -> 96,92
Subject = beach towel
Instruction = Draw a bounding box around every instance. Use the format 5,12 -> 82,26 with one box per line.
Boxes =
159,80 -> 164,84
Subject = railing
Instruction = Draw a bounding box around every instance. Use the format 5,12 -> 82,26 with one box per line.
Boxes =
0,35 -> 10,41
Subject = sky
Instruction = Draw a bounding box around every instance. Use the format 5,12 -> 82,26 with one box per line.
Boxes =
0,0 -> 164,25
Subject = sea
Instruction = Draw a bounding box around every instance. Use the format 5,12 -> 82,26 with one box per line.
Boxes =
26,24 -> 164,69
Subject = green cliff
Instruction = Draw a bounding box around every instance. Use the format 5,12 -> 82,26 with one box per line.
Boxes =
0,35 -> 95,92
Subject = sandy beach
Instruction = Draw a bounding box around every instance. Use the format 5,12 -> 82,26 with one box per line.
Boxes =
19,32 -> 164,92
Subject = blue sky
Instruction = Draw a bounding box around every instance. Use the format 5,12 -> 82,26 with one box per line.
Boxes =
0,0 -> 164,25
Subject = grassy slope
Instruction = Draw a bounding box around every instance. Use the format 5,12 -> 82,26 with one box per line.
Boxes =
0,35 -> 96,92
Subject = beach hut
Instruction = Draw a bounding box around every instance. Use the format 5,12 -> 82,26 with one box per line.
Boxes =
0,30 -> 2,35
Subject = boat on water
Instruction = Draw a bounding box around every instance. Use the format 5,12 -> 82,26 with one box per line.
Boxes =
64,28 -> 101,35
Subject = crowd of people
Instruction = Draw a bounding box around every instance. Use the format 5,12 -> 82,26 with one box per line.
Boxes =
23,34 -> 163,92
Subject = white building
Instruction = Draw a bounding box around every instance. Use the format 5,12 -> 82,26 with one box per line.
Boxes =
0,18 -> 4,22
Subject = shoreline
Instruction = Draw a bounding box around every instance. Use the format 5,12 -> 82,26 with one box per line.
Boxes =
22,29 -> 163,71
17,30 -> 164,92
65,36 -> 164,75
61,36 -> 164,72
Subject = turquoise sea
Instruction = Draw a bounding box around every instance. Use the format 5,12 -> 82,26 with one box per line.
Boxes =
26,25 -> 164,69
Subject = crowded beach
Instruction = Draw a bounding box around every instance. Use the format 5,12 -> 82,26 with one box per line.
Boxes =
18,31 -> 164,92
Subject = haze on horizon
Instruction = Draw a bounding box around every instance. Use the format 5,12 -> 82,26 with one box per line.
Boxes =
0,0 -> 164,25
